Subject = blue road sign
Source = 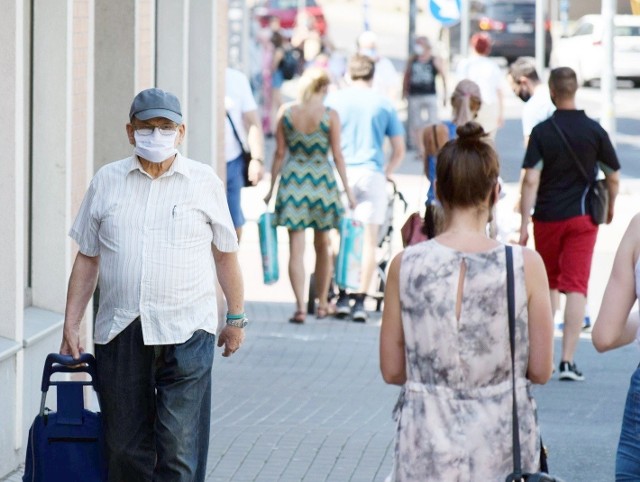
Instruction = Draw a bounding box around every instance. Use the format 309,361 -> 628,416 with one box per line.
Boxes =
429,0 -> 461,27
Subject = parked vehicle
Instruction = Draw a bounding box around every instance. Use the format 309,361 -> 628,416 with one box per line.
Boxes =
254,0 -> 327,37
445,0 -> 552,65
552,14 -> 640,86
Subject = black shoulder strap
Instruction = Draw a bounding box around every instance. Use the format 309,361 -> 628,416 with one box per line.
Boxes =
433,124 -> 440,151
226,112 -> 246,151
506,245 -> 523,478
550,118 -> 592,184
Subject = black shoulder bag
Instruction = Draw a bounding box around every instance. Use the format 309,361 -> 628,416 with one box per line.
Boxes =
226,112 -> 253,187
505,246 -> 563,482
550,118 -> 608,225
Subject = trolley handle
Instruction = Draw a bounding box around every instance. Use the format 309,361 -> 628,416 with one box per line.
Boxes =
41,353 -> 99,393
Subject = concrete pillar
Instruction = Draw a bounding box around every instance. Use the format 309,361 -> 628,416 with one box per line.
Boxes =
187,0 -> 227,175
0,0 -> 25,340
30,0 -> 74,312
94,0 -> 155,171
0,0 -> 25,466
156,0 -> 190,155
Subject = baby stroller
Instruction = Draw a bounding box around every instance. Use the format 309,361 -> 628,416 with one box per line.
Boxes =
307,179 -> 407,315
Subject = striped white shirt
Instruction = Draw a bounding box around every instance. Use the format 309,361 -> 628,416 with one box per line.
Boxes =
70,154 -> 239,345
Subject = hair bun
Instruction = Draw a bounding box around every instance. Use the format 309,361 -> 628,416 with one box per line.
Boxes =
456,121 -> 486,141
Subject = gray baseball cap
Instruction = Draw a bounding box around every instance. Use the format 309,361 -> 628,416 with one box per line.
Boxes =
129,88 -> 182,124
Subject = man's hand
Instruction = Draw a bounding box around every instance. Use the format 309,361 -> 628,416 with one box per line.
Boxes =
248,159 -> 264,186
518,224 -> 529,246
60,322 -> 84,360
217,325 -> 245,357
607,203 -> 615,224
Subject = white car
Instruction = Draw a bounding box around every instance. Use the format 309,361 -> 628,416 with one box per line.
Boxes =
552,14 -> 640,86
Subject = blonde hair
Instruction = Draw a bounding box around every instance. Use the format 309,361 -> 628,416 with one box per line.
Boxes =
297,67 -> 330,103
450,80 -> 482,126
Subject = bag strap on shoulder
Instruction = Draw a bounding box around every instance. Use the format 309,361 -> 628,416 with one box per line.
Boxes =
506,245 -> 524,478
549,118 -> 593,184
226,111 -> 248,153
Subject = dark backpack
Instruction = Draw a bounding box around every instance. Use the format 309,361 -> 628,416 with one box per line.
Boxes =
279,48 -> 298,80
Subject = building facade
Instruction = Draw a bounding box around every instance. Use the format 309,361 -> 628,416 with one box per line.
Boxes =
0,0 -> 229,476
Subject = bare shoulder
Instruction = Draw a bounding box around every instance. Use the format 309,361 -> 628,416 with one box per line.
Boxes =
520,245 -> 544,271
388,251 -> 404,276
622,213 -> 640,265
423,122 -> 450,155
276,101 -> 296,120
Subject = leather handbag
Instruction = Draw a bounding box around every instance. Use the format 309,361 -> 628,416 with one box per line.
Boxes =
550,119 -> 608,225
400,211 -> 427,247
226,112 -> 253,187
504,246 -> 563,482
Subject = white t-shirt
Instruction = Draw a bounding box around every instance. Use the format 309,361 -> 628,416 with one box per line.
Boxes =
225,67 -> 258,162
455,55 -> 503,105
522,85 -> 555,137
373,56 -> 400,99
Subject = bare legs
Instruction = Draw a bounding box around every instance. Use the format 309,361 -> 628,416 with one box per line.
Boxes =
550,289 -> 586,363
561,292 -> 587,363
288,229 -> 333,317
313,230 -> 332,312
288,230 -> 306,315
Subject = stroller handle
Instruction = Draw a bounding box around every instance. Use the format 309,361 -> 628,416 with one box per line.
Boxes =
386,178 -> 408,211
41,353 -> 99,393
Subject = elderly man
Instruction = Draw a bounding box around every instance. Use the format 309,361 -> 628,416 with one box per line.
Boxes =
60,88 -> 246,480
357,30 -> 400,100
519,68 -> 620,382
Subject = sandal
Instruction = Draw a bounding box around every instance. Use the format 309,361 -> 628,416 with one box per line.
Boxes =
289,310 -> 306,324
316,304 -> 336,319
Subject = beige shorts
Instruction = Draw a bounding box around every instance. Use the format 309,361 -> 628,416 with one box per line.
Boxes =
347,168 -> 388,225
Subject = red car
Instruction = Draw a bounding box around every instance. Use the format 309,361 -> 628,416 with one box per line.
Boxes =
254,0 -> 327,37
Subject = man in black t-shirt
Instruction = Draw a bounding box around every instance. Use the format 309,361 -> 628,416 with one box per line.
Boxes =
519,67 -> 620,382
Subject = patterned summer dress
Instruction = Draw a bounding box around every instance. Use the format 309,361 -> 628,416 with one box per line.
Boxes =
273,107 -> 344,230
391,240 -> 541,481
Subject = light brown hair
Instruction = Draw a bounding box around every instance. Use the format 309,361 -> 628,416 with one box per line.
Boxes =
349,54 -> 375,81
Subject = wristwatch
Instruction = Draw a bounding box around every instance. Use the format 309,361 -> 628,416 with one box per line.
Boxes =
225,315 -> 248,328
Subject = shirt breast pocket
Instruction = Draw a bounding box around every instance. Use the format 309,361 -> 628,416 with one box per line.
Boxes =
168,205 -> 211,248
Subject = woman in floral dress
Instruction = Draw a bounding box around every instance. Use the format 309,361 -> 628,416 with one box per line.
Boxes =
380,122 -> 554,481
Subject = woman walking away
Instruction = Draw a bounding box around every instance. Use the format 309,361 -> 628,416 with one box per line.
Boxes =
380,122 -> 554,481
592,213 -> 640,480
421,79 -> 482,238
264,67 -> 356,323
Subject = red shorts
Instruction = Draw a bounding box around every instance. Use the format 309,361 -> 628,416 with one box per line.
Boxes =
533,215 -> 598,296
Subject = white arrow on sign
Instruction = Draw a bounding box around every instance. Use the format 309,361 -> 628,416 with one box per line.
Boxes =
432,0 -> 460,19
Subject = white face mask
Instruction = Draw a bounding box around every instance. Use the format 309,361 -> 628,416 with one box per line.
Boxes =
360,48 -> 377,59
134,128 -> 178,163
414,45 -> 425,56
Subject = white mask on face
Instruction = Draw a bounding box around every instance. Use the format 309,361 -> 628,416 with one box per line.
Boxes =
134,128 -> 178,164
414,45 -> 425,56
360,48 -> 377,59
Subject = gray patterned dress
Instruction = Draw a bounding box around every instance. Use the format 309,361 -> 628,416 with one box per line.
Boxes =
390,240 -> 541,481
